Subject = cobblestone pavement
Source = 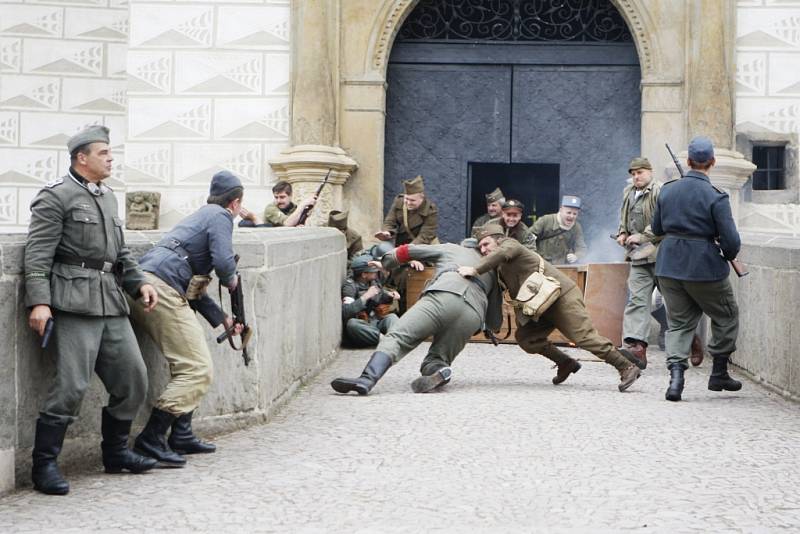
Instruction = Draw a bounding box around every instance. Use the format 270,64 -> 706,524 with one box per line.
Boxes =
2,343 -> 800,533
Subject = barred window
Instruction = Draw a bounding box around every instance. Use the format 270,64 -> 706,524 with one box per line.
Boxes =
752,145 -> 786,190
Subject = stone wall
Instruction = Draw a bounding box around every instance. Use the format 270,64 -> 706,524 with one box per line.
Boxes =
0,227 -> 345,494
733,234 -> 800,400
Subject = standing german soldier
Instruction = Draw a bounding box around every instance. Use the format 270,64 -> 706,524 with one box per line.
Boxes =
652,136 -> 742,402
459,225 -> 644,392
129,171 -> 245,466
531,195 -> 587,264
616,157 -> 662,367
24,125 -> 159,495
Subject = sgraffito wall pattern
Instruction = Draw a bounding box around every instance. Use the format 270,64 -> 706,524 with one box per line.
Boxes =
0,0 -> 129,230
736,0 -> 800,235
0,0 -> 291,231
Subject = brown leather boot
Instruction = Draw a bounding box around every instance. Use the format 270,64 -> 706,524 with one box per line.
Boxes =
690,335 -> 704,367
552,358 -> 581,385
604,349 -> 642,392
618,365 -> 642,392
623,339 -> 648,369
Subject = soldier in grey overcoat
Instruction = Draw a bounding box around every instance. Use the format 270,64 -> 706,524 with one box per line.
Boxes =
331,242 -> 503,395
24,126 -> 159,494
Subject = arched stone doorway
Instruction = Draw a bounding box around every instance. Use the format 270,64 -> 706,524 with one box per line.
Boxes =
383,0 -> 641,248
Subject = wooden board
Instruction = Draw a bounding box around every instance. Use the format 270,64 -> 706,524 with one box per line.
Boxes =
405,262 -> 628,346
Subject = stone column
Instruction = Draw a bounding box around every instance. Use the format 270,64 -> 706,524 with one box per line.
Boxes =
686,0 -> 755,218
270,0 -> 359,225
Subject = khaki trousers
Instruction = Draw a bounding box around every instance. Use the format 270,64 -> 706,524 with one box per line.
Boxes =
622,263 -> 658,343
128,272 -> 213,415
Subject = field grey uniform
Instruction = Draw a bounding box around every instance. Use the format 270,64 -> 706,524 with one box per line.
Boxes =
25,170 -> 149,425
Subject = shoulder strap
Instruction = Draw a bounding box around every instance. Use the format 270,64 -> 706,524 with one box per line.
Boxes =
402,202 -> 418,239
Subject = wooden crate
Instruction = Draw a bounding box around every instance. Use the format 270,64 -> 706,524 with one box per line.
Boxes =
405,262 -> 628,346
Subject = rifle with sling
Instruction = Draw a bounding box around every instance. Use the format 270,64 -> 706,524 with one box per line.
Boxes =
665,143 -> 748,277
216,255 -> 253,365
296,169 -> 332,226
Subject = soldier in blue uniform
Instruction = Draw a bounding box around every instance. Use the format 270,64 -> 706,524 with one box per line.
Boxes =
24,125 -> 159,494
129,171 -> 244,465
652,136 -> 743,402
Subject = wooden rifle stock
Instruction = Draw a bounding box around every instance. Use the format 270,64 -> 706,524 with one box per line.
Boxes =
296,169 -> 332,225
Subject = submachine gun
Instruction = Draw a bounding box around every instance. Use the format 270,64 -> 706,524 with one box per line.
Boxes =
665,143 -> 749,277
217,255 -> 253,365
296,169 -> 332,226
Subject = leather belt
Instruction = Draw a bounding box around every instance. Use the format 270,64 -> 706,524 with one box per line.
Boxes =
436,267 -> 488,294
156,238 -> 190,260
665,233 -> 714,242
54,254 -> 114,272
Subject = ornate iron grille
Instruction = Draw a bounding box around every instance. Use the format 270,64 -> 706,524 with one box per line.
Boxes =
398,0 -> 633,42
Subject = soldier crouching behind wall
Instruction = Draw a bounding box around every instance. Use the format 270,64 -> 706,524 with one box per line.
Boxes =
128,171 -> 245,467
341,256 -> 400,347
24,125 -> 160,495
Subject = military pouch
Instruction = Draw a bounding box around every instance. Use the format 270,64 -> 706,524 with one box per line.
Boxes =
513,259 -> 561,321
185,275 -> 212,300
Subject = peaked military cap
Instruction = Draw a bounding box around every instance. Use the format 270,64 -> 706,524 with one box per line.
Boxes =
67,125 -> 110,154
328,209 -> 348,231
561,195 -> 581,209
502,199 -> 524,212
688,136 -> 715,163
475,223 -> 505,241
628,157 -> 652,173
485,187 -> 505,204
351,255 -> 380,274
403,175 -> 425,195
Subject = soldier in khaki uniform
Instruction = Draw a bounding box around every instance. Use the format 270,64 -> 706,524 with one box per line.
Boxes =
615,157 -> 662,367
485,199 -> 537,250
328,210 -> 363,263
471,187 -> 505,235
375,175 -> 439,246
331,242 -> 503,395
239,180 -> 316,227
531,195 -> 587,264
24,126 -> 159,495
459,224 -> 643,392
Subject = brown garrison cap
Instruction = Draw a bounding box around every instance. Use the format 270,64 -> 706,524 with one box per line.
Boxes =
67,125 -> 110,154
485,187 -> 505,204
475,223 -> 505,241
403,175 -> 425,195
628,157 -> 652,172
328,209 -> 348,231
502,199 -> 524,212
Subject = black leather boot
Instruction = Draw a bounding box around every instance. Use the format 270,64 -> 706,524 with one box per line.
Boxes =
411,363 -> 453,393
101,408 -> 157,474
168,412 -> 216,454
134,408 -> 186,467
331,352 -> 393,395
665,363 -> 685,402
708,354 -> 742,392
31,418 -> 70,495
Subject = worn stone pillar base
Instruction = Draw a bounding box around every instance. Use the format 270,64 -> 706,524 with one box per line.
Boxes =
666,149 -> 755,220
0,448 -> 14,495
269,145 -> 358,226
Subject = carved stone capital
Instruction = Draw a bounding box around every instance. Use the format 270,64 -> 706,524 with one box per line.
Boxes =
268,145 -> 359,226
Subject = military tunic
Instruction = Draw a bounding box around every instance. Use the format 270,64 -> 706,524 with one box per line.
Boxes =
531,214 -> 587,265
471,213 -> 494,236
262,201 -> 296,226
379,243 -> 502,375
618,179 -> 662,345
129,204 -> 238,415
381,195 -> 439,245
651,170 -> 741,367
473,238 -> 633,371
341,278 -> 399,348
24,170 -> 149,424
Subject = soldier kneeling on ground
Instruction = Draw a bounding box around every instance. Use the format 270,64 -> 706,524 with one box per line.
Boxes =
342,256 -> 400,348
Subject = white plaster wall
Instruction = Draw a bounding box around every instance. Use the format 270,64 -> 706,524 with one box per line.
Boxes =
735,0 -> 800,235
0,0 -> 291,232
125,0 -> 291,228
0,0 -> 129,231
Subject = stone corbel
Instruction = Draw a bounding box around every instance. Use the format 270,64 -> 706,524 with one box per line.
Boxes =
268,145 -> 358,226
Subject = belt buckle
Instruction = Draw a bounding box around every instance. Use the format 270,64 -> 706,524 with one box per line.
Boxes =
102,261 -> 113,272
